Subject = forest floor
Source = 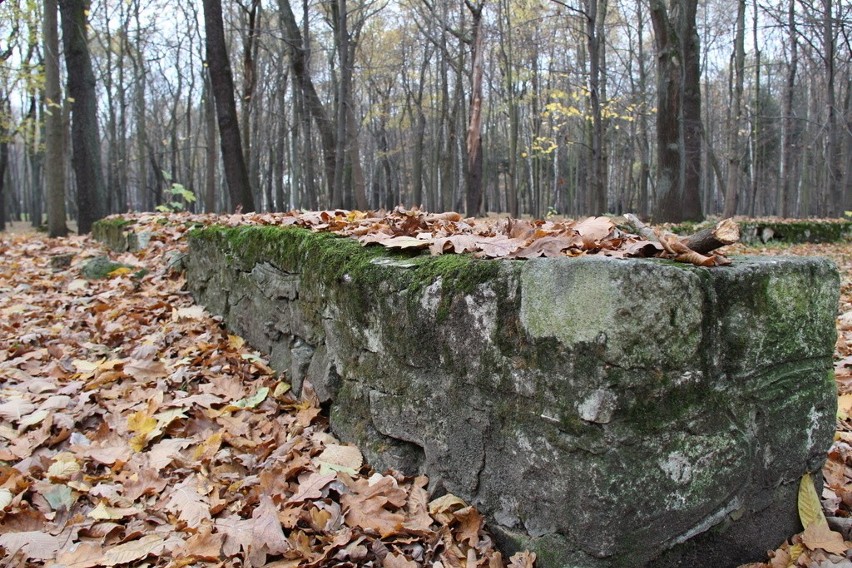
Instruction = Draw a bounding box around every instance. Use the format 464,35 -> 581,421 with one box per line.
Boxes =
0,216 -> 850,567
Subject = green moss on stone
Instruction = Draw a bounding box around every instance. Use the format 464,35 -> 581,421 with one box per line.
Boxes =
739,220 -> 852,244
194,225 -> 501,328
95,217 -> 135,229
81,256 -> 138,280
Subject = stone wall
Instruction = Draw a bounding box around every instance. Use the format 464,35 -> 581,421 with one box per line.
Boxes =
184,225 -> 839,567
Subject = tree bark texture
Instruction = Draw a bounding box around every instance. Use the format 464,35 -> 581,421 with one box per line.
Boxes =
464,0 -> 485,217
0,106 -> 7,232
680,0 -> 702,220
723,0 -> 746,219
586,0 -> 607,215
650,0 -> 703,223
650,0 -> 682,223
59,0 -> 107,234
202,0 -> 256,212
44,0 -> 68,237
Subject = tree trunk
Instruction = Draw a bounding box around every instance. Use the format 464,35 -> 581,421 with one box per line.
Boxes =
59,0 -> 107,234
0,134 -> 6,232
636,0 -> 651,219
586,0 -> 607,215
748,0 -> 761,217
844,77 -> 852,213
279,0 -> 336,206
723,0 -> 746,218
202,0 -> 256,212
203,72 -> 218,212
0,93 -> 7,232
45,0 -> 67,237
822,0 -> 841,216
680,0 -> 703,220
780,0 -> 798,217
240,0 -> 260,172
650,0 -> 682,222
650,0 -> 702,223
464,0 -> 485,217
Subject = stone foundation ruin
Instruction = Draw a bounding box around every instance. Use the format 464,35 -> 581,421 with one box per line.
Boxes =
183,225 -> 838,567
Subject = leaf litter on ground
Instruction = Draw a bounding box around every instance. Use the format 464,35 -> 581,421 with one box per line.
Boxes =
0,211 -> 849,567
0,215 -> 535,567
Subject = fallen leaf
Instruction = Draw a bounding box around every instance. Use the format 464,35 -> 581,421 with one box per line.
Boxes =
383,552 -> 419,568
124,358 -> 168,381
799,472 -> 827,528
251,494 -> 291,555
315,444 -> 363,475
102,534 -> 165,566
801,521 -> 847,554
289,472 -> 336,504
164,476 -> 210,528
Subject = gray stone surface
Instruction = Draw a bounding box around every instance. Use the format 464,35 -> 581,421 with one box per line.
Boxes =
184,226 -> 839,568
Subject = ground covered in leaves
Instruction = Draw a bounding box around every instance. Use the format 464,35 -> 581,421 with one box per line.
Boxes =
0,211 -> 851,567
0,215 -> 534,567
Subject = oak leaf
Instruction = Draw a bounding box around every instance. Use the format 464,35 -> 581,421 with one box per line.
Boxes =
574,216 -> 614,244
801,521 -> 848,555
380,236 -> 431,250
508,551 -> 537,568
251,494 -> 291,555
315,443 -> 363,475
0,529 -> 73,561
453,506 -> 484,547
177,524 -> 223,560
342,476 -> 407,537
102,534 -> 165,566
288,471 -> 336,504
164,476 -> 211,528
383,552 -> 419,568
124,358 -> 168,381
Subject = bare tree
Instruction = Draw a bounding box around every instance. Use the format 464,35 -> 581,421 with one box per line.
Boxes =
59,0 -> 107,234
202,0 -> 255,212
650,0 -> 703,222
723,0 -> 746,218
44,0 -> 67,236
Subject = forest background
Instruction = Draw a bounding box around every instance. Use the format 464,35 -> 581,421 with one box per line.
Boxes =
0,0 -> 850,235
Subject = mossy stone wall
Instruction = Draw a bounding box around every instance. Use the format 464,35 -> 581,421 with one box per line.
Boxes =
184,225 -> 839,568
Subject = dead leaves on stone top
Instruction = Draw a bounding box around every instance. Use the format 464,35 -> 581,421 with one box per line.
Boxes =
0,228 -> 533,567
99,207 -> 733,266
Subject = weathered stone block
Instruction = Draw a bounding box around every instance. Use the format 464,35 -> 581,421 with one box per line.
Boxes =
184,226 -> 839,568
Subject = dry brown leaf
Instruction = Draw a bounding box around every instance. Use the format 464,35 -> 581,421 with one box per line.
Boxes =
508,550 -> 537,568
383,552 -> 420,568
124,358 -> 168,381
163,476 -> 211,528
801,521 -> 848,554
102,534 -> 165,566
315,443 -> 363,474
288,471 -> 337,504
251,494 -> 291,555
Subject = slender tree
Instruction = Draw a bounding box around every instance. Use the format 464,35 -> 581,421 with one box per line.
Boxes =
59,0 -> 107,234
44,0 -> 67,236
202,0 -> 255,212
464,0 -> 485,217
280,0 -> 336,204
0,94 -> 7,232
723,0 -> 746,218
